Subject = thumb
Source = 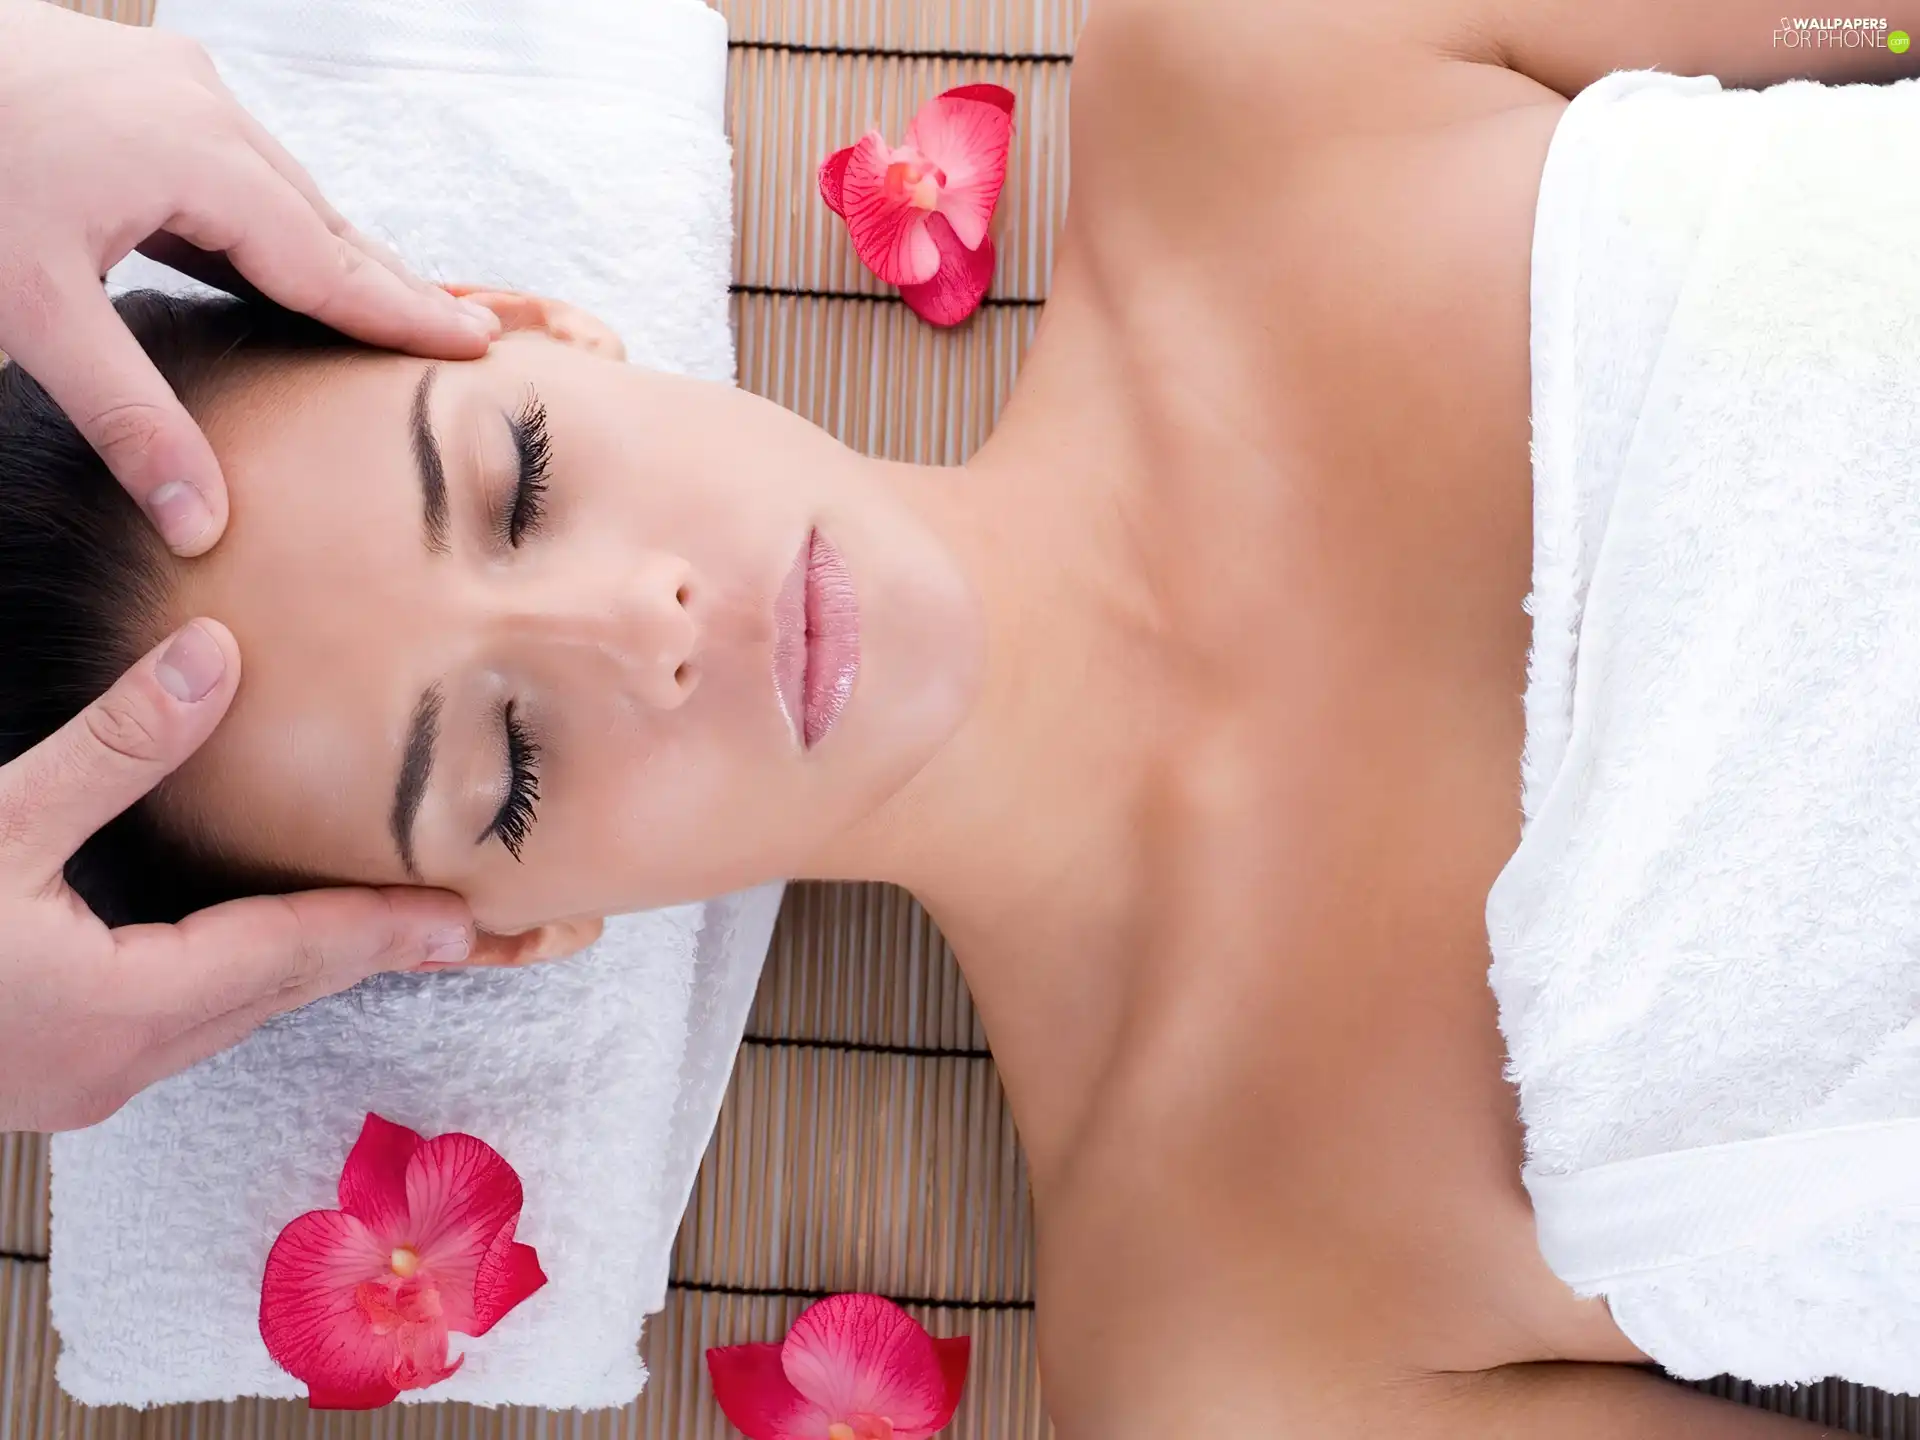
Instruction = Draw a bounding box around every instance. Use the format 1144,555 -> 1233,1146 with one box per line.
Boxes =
0,620 -> 239,886
2,270 -> 228,555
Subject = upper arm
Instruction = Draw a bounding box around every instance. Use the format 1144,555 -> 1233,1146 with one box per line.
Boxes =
1083,0 -> 1916,178
1477,0 -> 1916,96
1410,1362 -> 1844,1439
1329,0 -> 1920,98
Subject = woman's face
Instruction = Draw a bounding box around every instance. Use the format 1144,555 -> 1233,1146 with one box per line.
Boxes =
166,293 -> 983,951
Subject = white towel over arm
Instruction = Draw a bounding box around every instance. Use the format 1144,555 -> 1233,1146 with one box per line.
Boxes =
52,0 -> 785,1410
1487,67 -> 1920,1392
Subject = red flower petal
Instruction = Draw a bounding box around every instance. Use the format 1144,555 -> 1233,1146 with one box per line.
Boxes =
839,133 -> 940,286
260,1209 -> 416,1407
403,1132 -> 529,1334
933,1336 -> 970,1412
938,83 -> 1016,116
336,1113 -> 422,1241
385,1347 -> 464,1396
468,1220 -> 548,1337
780,1295 -> 952,1436
305,1376 -> 403,1410
819,146 -> 855,218
262,1117 -> 546,1410
708,1339 -> 830,1440
890,1336 -> 972,1440
905,93 -> 1012,253
898,216 -> 995,329
352,1275 -> 464,1397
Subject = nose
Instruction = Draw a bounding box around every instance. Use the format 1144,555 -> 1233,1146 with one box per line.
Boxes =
500,551 -> 700,712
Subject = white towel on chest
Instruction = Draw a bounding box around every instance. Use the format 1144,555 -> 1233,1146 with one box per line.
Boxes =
1486,67 -> 1920,1391
53,0 -> 786,1410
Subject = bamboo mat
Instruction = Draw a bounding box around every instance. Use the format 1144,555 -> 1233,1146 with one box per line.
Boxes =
6,1 -> 1920,1438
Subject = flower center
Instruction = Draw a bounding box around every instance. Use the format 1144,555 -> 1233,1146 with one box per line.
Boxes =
883,154 -> 943,211
389,1246 -> 421,1278
354,1274 -> 444,1334
351,1273 -> 458,1391
829,1418 -> 895,1440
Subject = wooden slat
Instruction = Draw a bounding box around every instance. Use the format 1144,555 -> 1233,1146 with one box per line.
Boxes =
61,0 -> 152,22
673,1043 -> 1033,1299
728,49 -> 1070,300
0,1133 -> 48,1259
1686,1375 -> 1920,1435
731,294 -> 1039,465
2,1262 -> 56,1440
752,881 -> 987,1051
713,0 -> 1086,57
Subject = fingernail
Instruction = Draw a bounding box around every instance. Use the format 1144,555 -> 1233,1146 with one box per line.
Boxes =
456,299 -> 501,338
155,622 -> 225,703
421,927 -> 471,967
147,481 -> 214,552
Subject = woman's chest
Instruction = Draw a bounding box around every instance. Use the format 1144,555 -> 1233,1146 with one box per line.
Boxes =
1065,42 -> 1560,1109
1041,43 -> 1651,1372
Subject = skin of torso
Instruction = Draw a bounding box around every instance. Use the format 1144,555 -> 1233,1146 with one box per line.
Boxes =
939,5 -> 1655,1430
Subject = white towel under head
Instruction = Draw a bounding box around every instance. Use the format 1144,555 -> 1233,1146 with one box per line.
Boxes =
54,0 -> 783,1410
1487,68 -> 1920,1391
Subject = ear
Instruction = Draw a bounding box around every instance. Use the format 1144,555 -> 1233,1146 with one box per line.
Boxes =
466,915 -> 606,968
442,284 -> 627,361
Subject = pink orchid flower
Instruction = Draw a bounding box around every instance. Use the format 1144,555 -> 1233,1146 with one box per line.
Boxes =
258,1113 -> 547,1410
707,1293 -> 971,1440
819,84 -> 1016,328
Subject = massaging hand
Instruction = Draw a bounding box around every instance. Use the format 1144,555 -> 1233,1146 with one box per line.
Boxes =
0,621 -> 475,1132
0,0 -> 499,555
0,1 -> 484,1129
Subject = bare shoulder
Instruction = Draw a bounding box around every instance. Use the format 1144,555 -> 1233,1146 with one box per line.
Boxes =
1070,0 -> 1557,155
1075,0 -> 1920,159
1063,0 -> 1562,302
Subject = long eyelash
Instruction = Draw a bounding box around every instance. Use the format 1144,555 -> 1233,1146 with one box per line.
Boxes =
503,392 -> 552,546
488,700 -> 542,862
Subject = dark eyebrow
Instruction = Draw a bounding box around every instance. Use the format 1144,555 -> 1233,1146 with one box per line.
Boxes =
411,365 -> 449,555
390,685 -> 443,881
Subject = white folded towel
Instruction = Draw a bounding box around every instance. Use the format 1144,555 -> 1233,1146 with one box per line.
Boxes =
55,0 -> 786,1410
1487,67 -> 1920,1391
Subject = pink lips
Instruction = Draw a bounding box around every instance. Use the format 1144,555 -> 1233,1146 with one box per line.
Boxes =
773,529 -> 861,750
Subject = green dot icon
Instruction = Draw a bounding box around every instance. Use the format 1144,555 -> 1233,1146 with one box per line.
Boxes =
1892,28 -> 1912,52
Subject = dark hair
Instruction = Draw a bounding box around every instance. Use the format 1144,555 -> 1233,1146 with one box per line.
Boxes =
0,289 -> 355,925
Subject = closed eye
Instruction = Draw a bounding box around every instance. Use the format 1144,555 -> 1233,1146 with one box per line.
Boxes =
483,699 -> 541,860
500,389 -> 552,547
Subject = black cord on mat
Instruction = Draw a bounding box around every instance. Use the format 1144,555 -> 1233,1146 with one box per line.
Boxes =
741,1035 -> 995,1061
731,283 -> 1044,309
731,39 -> 1074,64
674,1280 -> 1034,1312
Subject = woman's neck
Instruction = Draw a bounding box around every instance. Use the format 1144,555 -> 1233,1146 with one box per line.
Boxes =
809,280 -> 1178,1163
